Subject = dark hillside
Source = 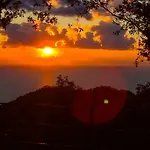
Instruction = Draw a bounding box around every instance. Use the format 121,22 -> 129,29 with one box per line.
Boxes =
1,84 -> 150,149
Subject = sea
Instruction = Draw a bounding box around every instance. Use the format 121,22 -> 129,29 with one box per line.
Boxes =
0,65 -> 150,102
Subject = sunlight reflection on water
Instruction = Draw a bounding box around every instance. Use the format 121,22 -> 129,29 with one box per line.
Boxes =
0,66 -> 150,102
39,72 -> 52,87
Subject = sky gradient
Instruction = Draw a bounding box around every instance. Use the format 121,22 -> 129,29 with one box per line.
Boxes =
0,0 -> 146,67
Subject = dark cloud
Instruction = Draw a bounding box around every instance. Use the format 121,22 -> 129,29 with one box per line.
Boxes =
20,0 -> 64,11
6,23 -> 100,49
4,20 -> 135,50
92,21 -> 135,50
5,23 -> 67,47
51,6 -> 93,20
5,24 -> 34,45
51,7 -> 78,17
5,22 -> 100,49
19,0 -> 107,20
69,32 -> 100,49
4,22 -> 101,49
20,0 -> 38,11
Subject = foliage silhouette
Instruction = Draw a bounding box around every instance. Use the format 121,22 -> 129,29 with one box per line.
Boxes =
56,74 -> 82,90
136,82 -> 150,95
67,0 -> 150,66
0,0 -> 57,30
113,0 -> 150,66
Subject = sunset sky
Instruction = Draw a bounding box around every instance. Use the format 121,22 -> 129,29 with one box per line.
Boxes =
0,0 -> 147,67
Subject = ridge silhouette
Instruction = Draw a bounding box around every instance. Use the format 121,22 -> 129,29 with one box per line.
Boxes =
0,75 -> 150,149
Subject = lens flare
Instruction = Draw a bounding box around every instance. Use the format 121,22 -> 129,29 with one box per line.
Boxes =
104,99 -> 109,104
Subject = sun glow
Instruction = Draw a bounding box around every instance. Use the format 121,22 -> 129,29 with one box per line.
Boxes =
37,47 -> 59,58
43,47 -> 53,55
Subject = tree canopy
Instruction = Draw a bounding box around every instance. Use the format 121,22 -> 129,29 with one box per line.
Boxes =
0,0 -> 57,29
0,0 -> 150,66
113,0 -> 150,65
67,0 -> 150,66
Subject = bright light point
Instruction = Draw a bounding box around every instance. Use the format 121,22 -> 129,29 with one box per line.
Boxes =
37,47 -> 59,58
43,47 -> 53,55
104,99 -> 109,104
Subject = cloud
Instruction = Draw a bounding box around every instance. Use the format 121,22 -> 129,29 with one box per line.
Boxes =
0,29 -> 8,46
20,0 -> 68,11
50,7 -> 112,22
52,7 -> 91,21
4,23 -> 67,48
2,22 -> 99,49
3,19 -> 135,50
4,22 -> 89,48
51,7 -> 78,17
19,0 -> 110,21
92,21 -> 135,50
68,32 -> 101,49
20,0 -> 61,10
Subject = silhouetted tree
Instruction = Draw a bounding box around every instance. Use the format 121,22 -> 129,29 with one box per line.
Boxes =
67,0 -> 150,66
56,75 -> 81,90
0,0 -> 57,30
113,0 -> 150,66
136,82 -> 150,95
0,0 -> 25,29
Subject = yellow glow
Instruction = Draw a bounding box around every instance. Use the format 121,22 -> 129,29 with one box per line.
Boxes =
46,0 -> 60,8
55,40 -> 66,47
104,99 -> 109,104
0,33 -> 8,45
45,27 -> 55,36
0,46 -> 142,67
43,47 -> 53,55
37,47 -> 59,58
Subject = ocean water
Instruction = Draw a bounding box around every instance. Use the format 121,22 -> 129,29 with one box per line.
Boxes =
0,65 -> 150,102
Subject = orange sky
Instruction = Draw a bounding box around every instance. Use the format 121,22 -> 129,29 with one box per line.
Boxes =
0,17 -> 139,67
0,1 -> 144,67
0,46 -> 139,66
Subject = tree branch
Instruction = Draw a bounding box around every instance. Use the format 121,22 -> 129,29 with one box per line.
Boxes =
102,5 -> 144,34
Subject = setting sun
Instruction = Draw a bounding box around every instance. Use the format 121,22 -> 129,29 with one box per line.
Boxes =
37,47 -> 59,58
43,47 -> 53,55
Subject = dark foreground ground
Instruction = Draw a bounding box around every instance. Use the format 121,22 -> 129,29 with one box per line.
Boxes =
1,129 -> 150,150
0,104 -> 150,150
0,85 -> 150,150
